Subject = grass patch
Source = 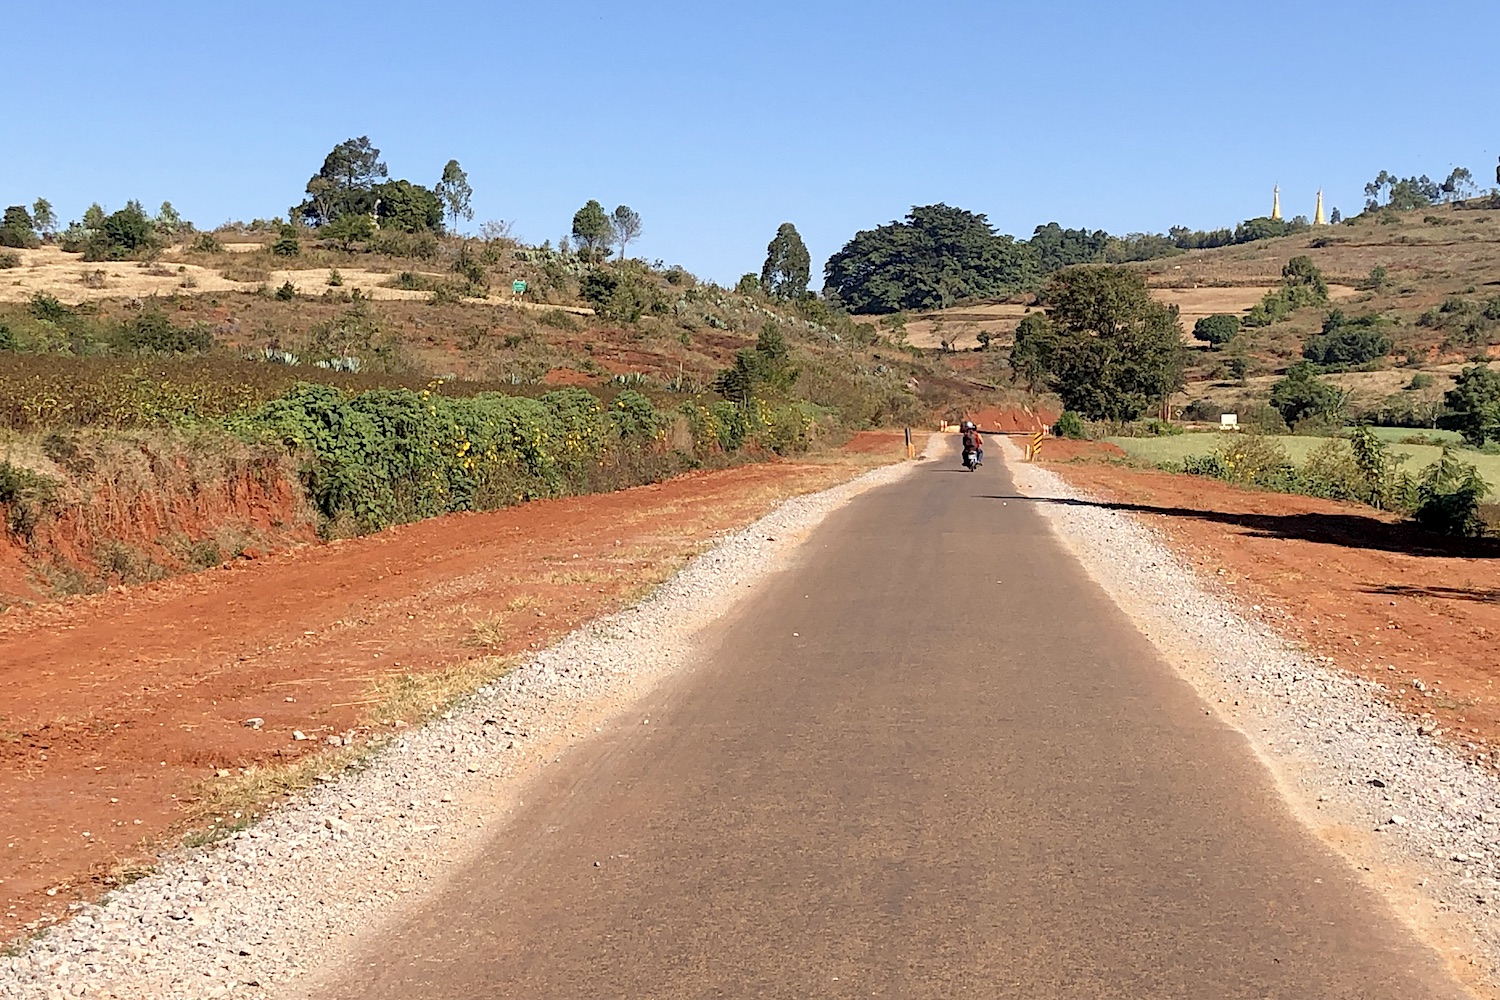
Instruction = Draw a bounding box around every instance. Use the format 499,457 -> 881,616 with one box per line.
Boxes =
1108,432 -> 1500,488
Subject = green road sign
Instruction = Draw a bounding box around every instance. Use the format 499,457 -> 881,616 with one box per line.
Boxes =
512,280 -> 527,294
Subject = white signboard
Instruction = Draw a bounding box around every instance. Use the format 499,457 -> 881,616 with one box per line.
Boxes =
1220,413 -> 1238,428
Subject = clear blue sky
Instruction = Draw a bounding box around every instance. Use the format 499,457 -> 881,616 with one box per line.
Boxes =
6,1 -> 1497,284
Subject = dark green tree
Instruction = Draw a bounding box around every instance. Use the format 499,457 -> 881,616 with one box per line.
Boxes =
0,206 -> 39,249
1439,364 -> 1500,445
1027,222 -> 1107,272
295,136 -> 389,225
1035,267 -> 1186,421
1301,309 -> 1392,366
436,159 -> 473,232
823,204 -> 1039,313
322,212 -> 375,249
86,201 -> 157,259
1269,363 -> 1345,426
1008,312 -> 1058,390
571,200 -> 612,260
374,180 -> 443,232
1193,313 -> 1240,347
82,203 -> 106,230
760,223 -> 811,300
611,205 -> 642,259
1233,216 -> 1295,243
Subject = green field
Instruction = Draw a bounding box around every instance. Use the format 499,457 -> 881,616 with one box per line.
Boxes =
1106,431 -> 1500,487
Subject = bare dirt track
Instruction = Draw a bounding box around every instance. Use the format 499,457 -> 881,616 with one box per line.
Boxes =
0,435 -> 909,939
1042,459 -> 1500,761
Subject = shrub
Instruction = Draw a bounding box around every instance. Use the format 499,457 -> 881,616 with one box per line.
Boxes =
1193,313 -> 1240,347
1301,309 -> 1392,366
0,250 -> 20,269
1413,448 -> 1490,536
1439,364 -> 1500,445
327,269 -> 343,287
538,309 -> 580,331
1406,372 -> 1435,390
0,460 -> 58,537
114,312 -> 215,354
581,265 -> 662,323
1358,265 -> 1388,291
271,225 -> 301,257
190,233 -> 224,253
1052,410 -> 1086,439
1212,433 -> 1292,484
275,280 -> 297,301
1269,363 -> 1344,427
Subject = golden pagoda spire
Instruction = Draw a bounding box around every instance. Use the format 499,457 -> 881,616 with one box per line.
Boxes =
1314,189 -> 1326,226
1271,184 -> 1282,221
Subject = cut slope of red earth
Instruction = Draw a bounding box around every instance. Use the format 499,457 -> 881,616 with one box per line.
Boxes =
1044,461 -> 1500,767
966,406 -> 1058,435
0,434 -> 910,940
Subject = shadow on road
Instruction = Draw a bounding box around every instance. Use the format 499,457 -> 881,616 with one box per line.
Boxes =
980,494 -> 1500,560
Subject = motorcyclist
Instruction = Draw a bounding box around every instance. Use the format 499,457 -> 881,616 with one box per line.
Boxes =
960,421 -> 983,467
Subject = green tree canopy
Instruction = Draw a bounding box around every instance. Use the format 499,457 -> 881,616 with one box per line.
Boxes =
0,206 -> 39,249
295,136 -> 389,225
1364,171 -> 1440,212
1269,363 -> 1345,427
1028,222 -> 1107,272
1193,313 -> 1240,347
823,204 -> 1038,314
1301,309 -> 1391,366
436,159 -> 473,232
611,205 -> 642,259
374,180 -> 443,233
1030,267 -> 1186,421
571,200 -> 612,260
31,199 -> 55,236
1440,364 -> 1500,446
1008,312 -> 1058,390
761,223 -> 811,300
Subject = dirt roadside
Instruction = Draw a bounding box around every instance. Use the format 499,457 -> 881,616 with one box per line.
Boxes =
1040,457 -> 1500,763
0,433 -> 910,940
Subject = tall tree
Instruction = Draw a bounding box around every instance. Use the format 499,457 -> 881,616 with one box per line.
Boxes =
760,223 -> 811,300
611,205 -> 642,259
436,159 -> 474,232
296,136 -> 388,225
155,201 -> 183,235
824,204 -> 1039,313
31,198 -> 55,237
1033,266 -> 1186,421
0,206 -> 39,249
571,200 -> 612,260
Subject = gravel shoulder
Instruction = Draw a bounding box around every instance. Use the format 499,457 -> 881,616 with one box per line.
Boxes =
0,442 -> 933,1000
1003,437 -> 1500,996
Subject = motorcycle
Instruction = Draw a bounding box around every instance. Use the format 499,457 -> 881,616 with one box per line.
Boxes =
962,448 -> 981,471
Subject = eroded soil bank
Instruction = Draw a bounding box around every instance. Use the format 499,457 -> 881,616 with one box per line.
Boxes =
0,432 -> 909,939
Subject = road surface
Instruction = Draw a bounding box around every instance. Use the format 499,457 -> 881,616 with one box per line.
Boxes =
309,443 -> 1468,998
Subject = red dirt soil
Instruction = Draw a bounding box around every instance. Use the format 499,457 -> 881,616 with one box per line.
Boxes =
966,406 -> 1059,435
1045,461 -> 1500,765
0,435 -> 910,939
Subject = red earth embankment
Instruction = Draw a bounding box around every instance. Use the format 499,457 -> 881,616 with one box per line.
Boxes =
0,436 -> 317,606
0,433 -> 911,940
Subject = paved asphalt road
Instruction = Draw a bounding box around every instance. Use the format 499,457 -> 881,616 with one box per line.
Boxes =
313,444 -> 1469,998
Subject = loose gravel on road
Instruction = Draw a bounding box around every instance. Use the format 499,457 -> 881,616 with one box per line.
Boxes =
0,451 -> 927,1000
1005,440 -> 1500,992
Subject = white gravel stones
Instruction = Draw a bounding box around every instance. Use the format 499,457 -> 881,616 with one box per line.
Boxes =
1004,440 -> 1500,985
0,449 -> 929,1000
